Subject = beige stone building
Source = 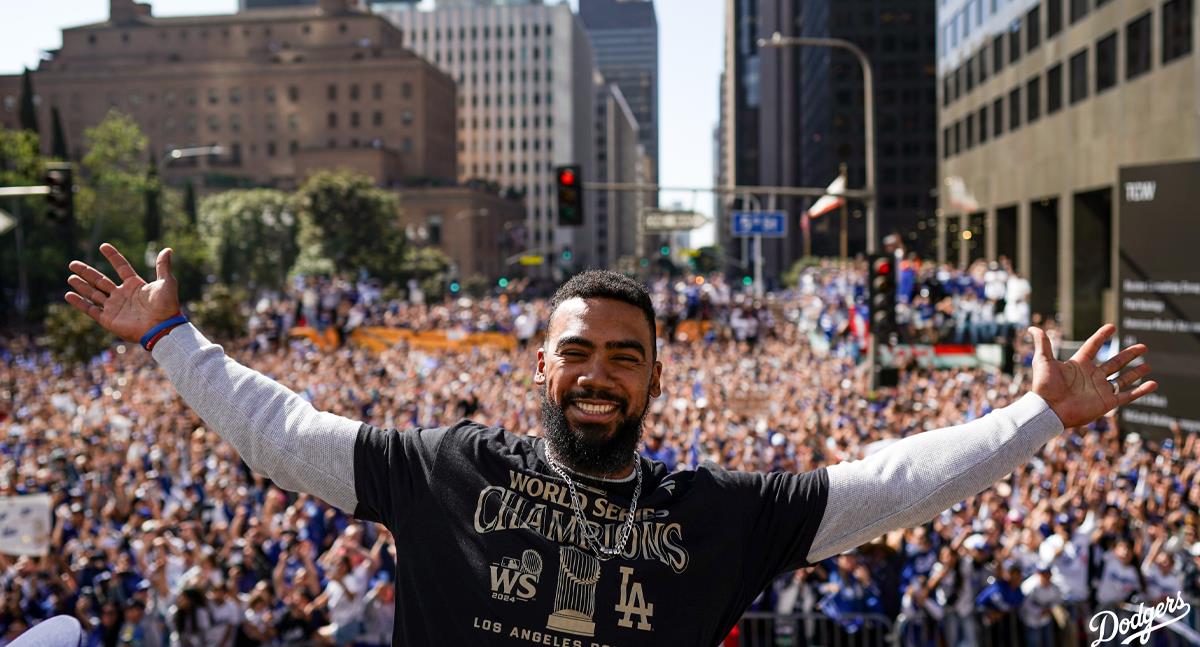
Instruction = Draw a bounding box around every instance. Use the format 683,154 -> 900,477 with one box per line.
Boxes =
0,0 -> 457,188
394,185 -> 526,280
937,0 -> 1197,338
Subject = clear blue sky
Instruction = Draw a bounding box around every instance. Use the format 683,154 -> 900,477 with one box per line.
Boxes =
0,0 -> 722,245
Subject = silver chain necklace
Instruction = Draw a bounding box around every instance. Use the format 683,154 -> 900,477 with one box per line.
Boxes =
543,445 -> 642,561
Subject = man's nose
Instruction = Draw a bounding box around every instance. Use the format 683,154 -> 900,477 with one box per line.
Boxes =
576,358 -> 616,389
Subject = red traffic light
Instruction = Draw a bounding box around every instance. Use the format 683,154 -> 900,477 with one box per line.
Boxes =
873,259 -> 891,275
558,168 -> 577,186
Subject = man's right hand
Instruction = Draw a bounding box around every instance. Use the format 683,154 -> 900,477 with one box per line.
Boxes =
65,243 -> 181,343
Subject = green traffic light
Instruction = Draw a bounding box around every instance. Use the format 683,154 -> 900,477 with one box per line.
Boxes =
742,276 -> 753,286
660,246 -> 670,256
449,282 -> 460,293
562,250 -> 573,261
498,278 -> 509,288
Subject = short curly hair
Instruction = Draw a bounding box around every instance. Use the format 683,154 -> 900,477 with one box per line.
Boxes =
547,270 -> 657,357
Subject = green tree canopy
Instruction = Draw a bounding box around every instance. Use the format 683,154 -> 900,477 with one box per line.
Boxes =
198,189 -> 298,293
293,170 -> 404,282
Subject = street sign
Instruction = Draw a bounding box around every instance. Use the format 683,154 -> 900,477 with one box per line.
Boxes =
730,210 -> 787,238
518,255 -> 545,266
642,209 -> 709,232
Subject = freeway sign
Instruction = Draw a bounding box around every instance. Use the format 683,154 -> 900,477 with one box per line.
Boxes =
642,209 -> 709,232
730,210 -> 787,238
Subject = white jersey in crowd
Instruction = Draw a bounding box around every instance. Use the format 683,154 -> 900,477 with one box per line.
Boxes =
1019,575 -> 1063,628
206,597 -> 241,647
1096,551 -> 1142,606
1142,560 -> 1185,602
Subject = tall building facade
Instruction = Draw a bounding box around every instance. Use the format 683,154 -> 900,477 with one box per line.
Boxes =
579,0 -> 659,184
721,0 -> 938,283
937,0 -> 1197,337
0,0 -> 457,188
592,75 -> 646,268
375,2 -> 598,269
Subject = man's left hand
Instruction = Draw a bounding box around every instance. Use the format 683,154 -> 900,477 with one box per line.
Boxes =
1029,324 -> 1157,428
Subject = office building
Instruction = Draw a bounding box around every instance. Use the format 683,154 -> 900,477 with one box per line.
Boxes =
579,0 -> 658,185
375,1 -> 598,269
937,0 -> 1197,337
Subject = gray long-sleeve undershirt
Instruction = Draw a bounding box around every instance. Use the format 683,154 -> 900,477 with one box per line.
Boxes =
152,324 -> 1064,560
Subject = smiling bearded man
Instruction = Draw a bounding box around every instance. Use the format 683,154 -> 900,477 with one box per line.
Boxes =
64,243 -> 1157,646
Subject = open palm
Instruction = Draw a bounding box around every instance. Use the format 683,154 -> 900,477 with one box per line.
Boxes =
65,243 -> 180,343
1029,324 -> 1157,428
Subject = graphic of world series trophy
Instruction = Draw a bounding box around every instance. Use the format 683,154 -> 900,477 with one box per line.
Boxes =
546,546 -> 601,637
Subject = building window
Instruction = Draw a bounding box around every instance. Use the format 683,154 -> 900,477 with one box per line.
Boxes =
350,111 -> 360,128
402,137 -> 413,153
993,35 -> 1005,74
979,48 -> 989,83
288,113 -> 299,131
230,114 -> 242,132
952,121 -> 961,154
1163,0 -> 1194,64
372,82 -> 383,100
1027,75 -> 1041,122
372,111 -> 382,126
328,112 -> 338,128
1096,31 -> 1118,93
1069,48 -> 1088,103
1047,63 -> 1064,113
288,85 -> 299,102
1047,0 -> 1063,37
327,84 -> 338,101
979,105 -> 989,143
943,76 -> 953,106
1027,6 -> 1041,51
229,87 -> 241,104
267,141 -> 276,157
1009,86 -> 1022,130
401,82 -> 412,99
965,115 -> 975,149
265,87 -> 276,103
208,115 -> 220,132
349,84 -> 360,101
290,140 -> 298,154
1009,21 -> 1022,63
966,57 -> 975,91
401,110 -> 413,125
993,96 -> 1005,137
1070,0 -> 1088,24
426,215 -> 442,245
208,88 -> 219,105
1126,12 -> 1153,79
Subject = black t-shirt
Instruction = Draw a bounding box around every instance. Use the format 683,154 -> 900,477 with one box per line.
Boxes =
353,420 -> 829,646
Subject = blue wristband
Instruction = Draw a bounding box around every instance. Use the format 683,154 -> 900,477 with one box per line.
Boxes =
140,314 -> 189,350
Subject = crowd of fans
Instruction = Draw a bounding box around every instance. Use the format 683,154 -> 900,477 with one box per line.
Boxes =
0,259 -> 1196,647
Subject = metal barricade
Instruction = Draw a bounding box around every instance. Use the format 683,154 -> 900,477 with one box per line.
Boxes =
735,611 -> 895,647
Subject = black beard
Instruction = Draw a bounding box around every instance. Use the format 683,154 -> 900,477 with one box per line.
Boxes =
539,384 -> 648,476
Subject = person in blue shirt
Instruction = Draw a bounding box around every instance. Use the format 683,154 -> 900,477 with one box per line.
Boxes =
975,560 -> 1026,645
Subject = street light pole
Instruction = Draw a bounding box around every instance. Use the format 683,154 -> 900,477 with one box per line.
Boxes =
758,31 -> 877,254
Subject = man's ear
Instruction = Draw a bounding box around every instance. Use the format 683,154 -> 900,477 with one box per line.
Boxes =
649,360 -> 663,399
534,347 -> 546,384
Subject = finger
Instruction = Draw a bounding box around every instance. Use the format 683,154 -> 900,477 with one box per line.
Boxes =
1028,326 -> 1055,363
1097,344 -> 1147,376
1071,323 -> 1116,363
1115,363 -> 1152,390
99,243 -> 140,283
68,260 -> 118,295
1117,380 -> 1158,407
156,247 -> 175,283
64,292 -> 104,322
67,275 -> 108,305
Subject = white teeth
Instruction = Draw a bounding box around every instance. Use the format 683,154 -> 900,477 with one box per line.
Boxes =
576,402 -> 617,415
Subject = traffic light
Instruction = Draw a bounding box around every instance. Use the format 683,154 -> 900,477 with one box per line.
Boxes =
498,277 -> 509,288
660,245 -> 670,256
742,275 -> 753,287
561,247 -> 573,262
44,162 -> 74,222
449,281 -> 460,294
555,164 -> 583,227
868,254 -> 898,341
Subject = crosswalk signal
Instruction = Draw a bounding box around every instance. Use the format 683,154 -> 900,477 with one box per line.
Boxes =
555,164 -> 583,227
44,162 -> 74,223
869,254 -> 898,340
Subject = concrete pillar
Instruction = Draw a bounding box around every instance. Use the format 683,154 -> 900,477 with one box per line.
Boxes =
1017,199 -> 1032,277
1058,192 -> 1074,337
986,207 -> 998,262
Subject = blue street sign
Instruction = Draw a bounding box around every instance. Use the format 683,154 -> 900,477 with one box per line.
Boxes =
730,211 -> 787,238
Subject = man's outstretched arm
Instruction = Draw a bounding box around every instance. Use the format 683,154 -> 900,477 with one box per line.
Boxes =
805,324 -> 1156,564
65,243 -> 361,513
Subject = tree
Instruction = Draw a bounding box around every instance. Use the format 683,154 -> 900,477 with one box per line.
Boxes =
49,106 -> 68,160
187,283 -> 248,342
198,189 -> 298,294
293,170 -> 404,282
143,151 -> 161,246
0,127 -> 63,323
41,303 -> 112,365
183,180 -> 198,228
398,245 -> 452,300
78,110 -> 150,260
18,69 -> 38,135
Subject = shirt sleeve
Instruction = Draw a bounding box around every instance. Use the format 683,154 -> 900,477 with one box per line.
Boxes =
717,466 -> 831,577
351,423 -> 449,529
151,323 -> 361,513
807,392 -> 1064,563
